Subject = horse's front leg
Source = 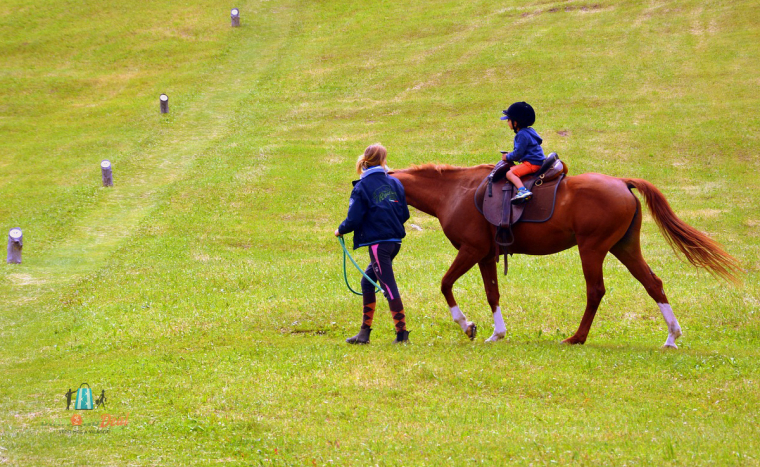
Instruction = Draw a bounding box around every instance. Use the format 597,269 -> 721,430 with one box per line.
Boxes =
441,246 -> 481,340
478,256 -> 506,342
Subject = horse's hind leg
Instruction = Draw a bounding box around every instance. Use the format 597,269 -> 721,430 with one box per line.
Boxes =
478,255 -> 505,342
611,241 -> 682,348
563,245 -> 608,345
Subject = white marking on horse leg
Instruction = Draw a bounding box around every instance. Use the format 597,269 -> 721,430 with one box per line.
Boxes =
485,306 -> 506,343
450,306 -> 470,332
658,302 -> 682,348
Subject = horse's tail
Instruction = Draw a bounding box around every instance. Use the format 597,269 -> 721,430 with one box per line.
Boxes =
624,178 -> 742,284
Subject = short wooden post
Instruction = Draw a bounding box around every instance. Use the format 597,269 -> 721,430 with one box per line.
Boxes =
160,94 -> 169,113
101,160 -> 113,187
7,228 -> 22,264
231,8 -> 240,27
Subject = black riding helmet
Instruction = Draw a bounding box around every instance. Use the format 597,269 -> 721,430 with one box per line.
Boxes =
501,102 -> 536,130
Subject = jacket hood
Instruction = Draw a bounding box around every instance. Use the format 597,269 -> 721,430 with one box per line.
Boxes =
522,127 -> 542,145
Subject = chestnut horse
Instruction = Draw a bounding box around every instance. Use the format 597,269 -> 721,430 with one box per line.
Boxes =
392,164 -> 740,347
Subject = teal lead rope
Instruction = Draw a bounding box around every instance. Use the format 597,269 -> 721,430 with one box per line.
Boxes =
338,237 -> 384,296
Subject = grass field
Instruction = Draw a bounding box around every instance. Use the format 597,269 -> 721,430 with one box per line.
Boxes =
1,0 -> 759,465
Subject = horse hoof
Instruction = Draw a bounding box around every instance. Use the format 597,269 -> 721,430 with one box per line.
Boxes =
662,342 -> 679,349
465,322 -> 477,340
561,337 -> 584,345
485,332 -> 505,343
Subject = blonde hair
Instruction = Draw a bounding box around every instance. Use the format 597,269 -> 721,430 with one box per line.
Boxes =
356,143 -> 387,174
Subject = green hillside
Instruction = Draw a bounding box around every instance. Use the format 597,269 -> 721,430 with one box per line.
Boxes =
1,0 -> 759,465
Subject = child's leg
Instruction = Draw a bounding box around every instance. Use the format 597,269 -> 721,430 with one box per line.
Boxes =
506,169 -> 525,189
368,243 -> 405,332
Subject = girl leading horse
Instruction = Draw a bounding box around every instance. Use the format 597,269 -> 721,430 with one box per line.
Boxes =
391,164 -> 740,347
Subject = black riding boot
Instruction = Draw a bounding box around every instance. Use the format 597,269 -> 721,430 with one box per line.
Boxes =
393,330 -> 410,344
346,327 -> 371,344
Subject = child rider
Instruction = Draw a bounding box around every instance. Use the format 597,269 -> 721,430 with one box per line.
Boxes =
496,101 -> 546,202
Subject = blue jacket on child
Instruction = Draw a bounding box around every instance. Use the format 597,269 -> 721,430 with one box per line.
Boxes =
505,127 -> 545,166
338,166 -> 410,250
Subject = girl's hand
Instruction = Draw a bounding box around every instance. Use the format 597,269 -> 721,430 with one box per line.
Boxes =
334,229 -> 342,237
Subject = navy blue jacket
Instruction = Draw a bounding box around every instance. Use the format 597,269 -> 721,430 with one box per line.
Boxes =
338,166 -> 410,250
505,127 -> 545,166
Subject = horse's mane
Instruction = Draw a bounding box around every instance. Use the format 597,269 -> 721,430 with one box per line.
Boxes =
391,163 -> 493,176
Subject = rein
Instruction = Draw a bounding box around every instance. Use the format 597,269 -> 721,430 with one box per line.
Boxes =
338,237 -> 384,296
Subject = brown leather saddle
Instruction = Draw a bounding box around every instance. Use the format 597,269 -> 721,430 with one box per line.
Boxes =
475,153 -> 567,269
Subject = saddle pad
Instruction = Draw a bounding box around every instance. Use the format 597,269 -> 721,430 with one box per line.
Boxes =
479,160 -> 565,227
519,175 -> 563,223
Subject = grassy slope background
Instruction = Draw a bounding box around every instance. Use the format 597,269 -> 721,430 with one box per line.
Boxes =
1,0 -> 759,465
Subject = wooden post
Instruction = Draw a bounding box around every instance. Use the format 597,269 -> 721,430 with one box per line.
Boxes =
101,160 -> 113,187
160,94 -> 169,113
7,228 -> 22,264
231,8 -> 240,27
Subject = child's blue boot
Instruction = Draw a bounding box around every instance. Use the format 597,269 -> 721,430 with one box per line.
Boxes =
511,187 -> 532,203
